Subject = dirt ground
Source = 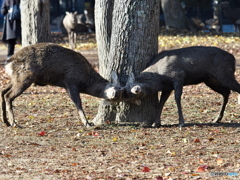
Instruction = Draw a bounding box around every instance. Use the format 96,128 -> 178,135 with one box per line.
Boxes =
0,32 -> 240,179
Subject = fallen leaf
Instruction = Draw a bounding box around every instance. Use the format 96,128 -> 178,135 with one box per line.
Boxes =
166,150 -> 176,156
155,176 -> 163,180
208,137 -> 214,141
93,132 -> 100,136
196,165 -> 208,172
212,154 -> 218,157
4,154 -> 12,157
105,120 -> 110,124
165,172 -> 171,176
191,173 -> 200,176
142,166 -> 150,172
112,137 -> 118,142
217,158 -> 224,165
72,163 -> 77,166
194,138 -> 200,143
38,131 -> 46,136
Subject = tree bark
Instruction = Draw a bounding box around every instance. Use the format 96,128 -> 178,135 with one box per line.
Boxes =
21,0 -> 51,47
161,0 -> 188,30
93,0 -> 159,126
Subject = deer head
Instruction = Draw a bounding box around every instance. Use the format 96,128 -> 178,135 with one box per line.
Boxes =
104,71 -> 124,101
122,72 -> 143,105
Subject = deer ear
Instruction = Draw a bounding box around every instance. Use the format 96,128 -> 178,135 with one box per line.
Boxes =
127,72 -> 135,84
111,71 -> 120,86
74,11 -> 78,15
65,11 -> 70,15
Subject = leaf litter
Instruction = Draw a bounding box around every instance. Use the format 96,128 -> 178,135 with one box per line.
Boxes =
0,31 -> 240,179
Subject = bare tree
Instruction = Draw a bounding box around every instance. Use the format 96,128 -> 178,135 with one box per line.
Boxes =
93,0 -> 160,126
161,0 -> 188,30
21,0 -> 51,47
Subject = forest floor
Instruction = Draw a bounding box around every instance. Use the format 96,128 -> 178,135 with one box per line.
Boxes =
0,31 -> 240,179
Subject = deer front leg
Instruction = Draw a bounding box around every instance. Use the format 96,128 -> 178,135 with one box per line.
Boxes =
152,90 -> 172,127
73,32 -> 77,49
68,33 -> 72,49
66,85 -> 93,127
69,32 -> 75,50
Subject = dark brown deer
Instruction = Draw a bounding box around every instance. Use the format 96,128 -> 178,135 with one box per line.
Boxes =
123,46 -> 240,127
1,43 -> 123,128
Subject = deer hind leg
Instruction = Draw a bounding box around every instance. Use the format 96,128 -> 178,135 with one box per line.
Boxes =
4,78 -> 34,127
174,81 -> 185,127
1,85 -> 12,126
152,90 -> 172,127
205,79 -> 230,123
66,84 -> 92,127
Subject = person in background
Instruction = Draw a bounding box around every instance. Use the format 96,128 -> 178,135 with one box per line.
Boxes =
1,0 -> 21,61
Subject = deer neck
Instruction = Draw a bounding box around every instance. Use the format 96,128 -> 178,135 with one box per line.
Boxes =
84,78 -> 109,99
136,72 -> 164,95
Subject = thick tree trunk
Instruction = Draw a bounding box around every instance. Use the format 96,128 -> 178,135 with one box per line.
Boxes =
93,0 -> 159,126
161,0 -> 188,30
21,0 -> 51,47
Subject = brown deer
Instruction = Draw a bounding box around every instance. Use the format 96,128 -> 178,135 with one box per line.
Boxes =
123,46 -> 240,127
62,10 -> 94,50
1,43 -> 123,128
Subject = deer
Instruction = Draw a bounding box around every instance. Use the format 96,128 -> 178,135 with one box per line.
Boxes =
1,43 -> 123,128
123,46 -> 240,127
62,11 -> 78,50
77,9 -> 95,33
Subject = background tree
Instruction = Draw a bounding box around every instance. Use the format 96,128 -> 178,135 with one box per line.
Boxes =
161,0 -> 189,30
21,0 -> 51,47
93,0 -> 160,126
213,0 -> 222,32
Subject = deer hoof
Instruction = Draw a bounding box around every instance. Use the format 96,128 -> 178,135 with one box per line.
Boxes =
152,122 -> 161,128
85,122 -> 94,128
3,120 -> 11,127
178,123 -> 185,128
213,118 -> 221,123
12,122 -> 23,128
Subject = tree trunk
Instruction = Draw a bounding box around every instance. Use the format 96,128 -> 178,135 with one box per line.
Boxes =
21,0 -> 51,47
93,0 -> 159,126
161,0 -> 188,30
213,0 -> 222,32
